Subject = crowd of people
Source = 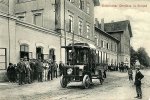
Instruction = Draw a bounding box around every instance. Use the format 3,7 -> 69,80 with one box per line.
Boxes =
107,63 -> 129,72
7,56 -> 64,85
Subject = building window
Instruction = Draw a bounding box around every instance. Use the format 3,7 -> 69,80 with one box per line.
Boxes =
16,12 -> 26,21
86,24 -> 90,38
79,0 -> 84,10
96,38 -> 99,46
20,44 -> 29,59
33,13 -> 42,26
107,43 -> 109,49
69,15 -> 74,33
111,43 -> 113,51
17,16 -> 24,21
0,48 -> 7,69
111,59 -> 113,65
101,40 -> 104,48
78,20 -> 83,35
86,3 -> 90,14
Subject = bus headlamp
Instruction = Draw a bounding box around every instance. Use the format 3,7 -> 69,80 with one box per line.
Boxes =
67,68 -> 73,75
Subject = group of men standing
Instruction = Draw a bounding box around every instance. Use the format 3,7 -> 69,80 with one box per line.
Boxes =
7,56 -> 64,85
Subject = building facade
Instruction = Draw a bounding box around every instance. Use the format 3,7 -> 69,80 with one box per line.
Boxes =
0,0 -> 61,81
0,0 -> 100,80
95,27 -> 119,66
95,19 -> 132,66
0,0 -> 132,81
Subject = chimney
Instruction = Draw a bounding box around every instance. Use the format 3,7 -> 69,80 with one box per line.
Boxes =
95,18 -> 99,27
101,18 -> 104,31
111,20 -> 114,23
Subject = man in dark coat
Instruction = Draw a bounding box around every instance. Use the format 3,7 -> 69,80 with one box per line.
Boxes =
128,68 -> 133,81
53,61 -> 58,78
17,58 -> 26,85
7,63 -> 13,82
134,67 -> 144,99
30,59 -> 35,82
103,65 -> 107,78
35,57 -> 43,82
59,61 -> 64,76
11,64 -> 16,82
47,60 -> 53,80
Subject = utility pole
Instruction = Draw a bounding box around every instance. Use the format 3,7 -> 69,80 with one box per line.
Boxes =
64,0 -> 66,47
64,0 -> 67,64
8,0 -> 10,64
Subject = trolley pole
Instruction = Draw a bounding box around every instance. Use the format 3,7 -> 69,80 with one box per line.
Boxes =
72,31 -> 75,75
72,31 -> 74,65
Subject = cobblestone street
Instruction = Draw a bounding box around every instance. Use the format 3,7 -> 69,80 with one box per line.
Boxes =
0,70 -> 150,100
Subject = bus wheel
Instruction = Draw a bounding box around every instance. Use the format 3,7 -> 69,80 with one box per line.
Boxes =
60,75 -> 67,88
83,75 -> 90,89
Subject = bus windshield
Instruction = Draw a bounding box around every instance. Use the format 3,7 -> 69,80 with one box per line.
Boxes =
67,48 -> 89,65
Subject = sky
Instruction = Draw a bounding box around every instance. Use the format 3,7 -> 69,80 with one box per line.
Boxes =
94,0 -> 150,56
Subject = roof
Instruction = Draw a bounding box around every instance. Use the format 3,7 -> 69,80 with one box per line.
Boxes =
95,27 -> 120,43
99,20 -> 132,37
93,0 -> 100,6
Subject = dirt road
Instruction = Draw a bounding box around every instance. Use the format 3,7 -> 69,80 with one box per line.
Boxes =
0,70 -> 150,100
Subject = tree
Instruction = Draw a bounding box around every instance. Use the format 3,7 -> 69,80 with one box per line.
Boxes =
137,47 -> 150,67
130,46 -> 138,66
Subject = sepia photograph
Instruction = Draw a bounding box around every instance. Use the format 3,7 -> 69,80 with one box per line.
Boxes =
0,0 -> 150,100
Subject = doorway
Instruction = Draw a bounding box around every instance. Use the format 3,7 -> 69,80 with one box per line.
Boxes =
36,47 -> 43,60
49,49 -> 55,62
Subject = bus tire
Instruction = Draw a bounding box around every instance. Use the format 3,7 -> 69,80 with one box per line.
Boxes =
82,75 -> 90,89
60,75 -> 67,88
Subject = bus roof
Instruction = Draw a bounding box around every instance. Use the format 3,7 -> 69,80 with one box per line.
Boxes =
61,43 -> 96,50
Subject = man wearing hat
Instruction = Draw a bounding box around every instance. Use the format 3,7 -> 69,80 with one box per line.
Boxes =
53,61 -> 58,78
35,57 -> 43,82
24,56 -> 31,84
17,58 -> 26,85
134,66 -> 144,99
